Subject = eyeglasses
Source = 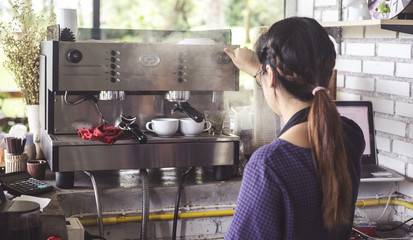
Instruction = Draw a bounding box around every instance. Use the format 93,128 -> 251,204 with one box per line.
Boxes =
254,70 -> 263,87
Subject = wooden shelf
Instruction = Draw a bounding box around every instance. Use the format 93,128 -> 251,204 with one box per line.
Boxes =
321,19 -> 413,54
322,19 -> 413,36
321,19 -> 413,28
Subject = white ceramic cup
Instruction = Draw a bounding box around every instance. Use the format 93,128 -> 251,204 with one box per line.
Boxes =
179,118 -> 212,136
145,118 -> 179,137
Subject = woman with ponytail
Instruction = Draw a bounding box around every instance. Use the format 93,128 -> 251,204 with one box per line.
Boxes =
224,17 -> 365,239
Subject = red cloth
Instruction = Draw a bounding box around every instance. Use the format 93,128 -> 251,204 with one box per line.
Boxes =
78,124 -> 130,145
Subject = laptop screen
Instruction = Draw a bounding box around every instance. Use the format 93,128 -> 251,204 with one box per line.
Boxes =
335,101 -> 376,165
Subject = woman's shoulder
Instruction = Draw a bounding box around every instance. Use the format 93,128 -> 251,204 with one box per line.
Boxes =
249,138 -> 310,167
341,116 -> 364,139
340,116 -> 366,154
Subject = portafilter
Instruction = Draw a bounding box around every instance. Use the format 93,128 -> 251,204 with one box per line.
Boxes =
165,91 -> 204,123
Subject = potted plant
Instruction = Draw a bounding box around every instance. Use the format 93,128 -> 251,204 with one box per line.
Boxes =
0,0 -> 55,141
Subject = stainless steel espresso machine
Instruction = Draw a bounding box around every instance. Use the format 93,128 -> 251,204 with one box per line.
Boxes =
39,30 -> 239,188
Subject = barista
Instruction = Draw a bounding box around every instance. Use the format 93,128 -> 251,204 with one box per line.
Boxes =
223,17 -> 365,239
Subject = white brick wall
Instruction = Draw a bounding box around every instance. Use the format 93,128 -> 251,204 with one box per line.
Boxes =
314,0 -> 336,7
378,43 -> 411,59
335,59 -> 362,72
378,154 -> 406,175
407,163 -> 413,178
376,79 -> 410,96
396,62 -> 413,78
365,26 -> 397,38
410,124 -> 413,138
346,43 -> 375,56
374,117 -> 406,136
396,102 -> 413,118
376,136 -> 391,152
310,0 -> 413,222
336,91 -> 360,100
345,76 -> 374,91
393,140 -> 413,158
335,24 -> 413,181
363,61 -> 394,76
362,97 -> 394,115
321,9 -> 339,22
337,74 -> 345,87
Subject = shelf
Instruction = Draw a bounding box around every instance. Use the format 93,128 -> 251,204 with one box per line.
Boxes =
321,19 -> 413,54
322,19 -> 413,39
321,19 -> 413,28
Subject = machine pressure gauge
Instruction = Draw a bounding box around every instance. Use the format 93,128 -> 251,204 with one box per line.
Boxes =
66,49 -> 83,63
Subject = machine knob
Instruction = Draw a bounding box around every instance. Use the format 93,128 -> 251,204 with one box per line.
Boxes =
66,49 -> 83,63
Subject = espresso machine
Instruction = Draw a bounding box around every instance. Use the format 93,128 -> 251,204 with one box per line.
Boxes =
39,29 -> 240,187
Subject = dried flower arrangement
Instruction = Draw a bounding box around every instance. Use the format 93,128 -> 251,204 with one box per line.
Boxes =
0,0 -> 55,105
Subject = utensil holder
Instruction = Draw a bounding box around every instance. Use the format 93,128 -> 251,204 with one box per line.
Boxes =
5,152 -> 28,173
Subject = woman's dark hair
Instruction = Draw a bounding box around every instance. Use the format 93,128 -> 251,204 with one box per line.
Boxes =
255,17 -> 352,230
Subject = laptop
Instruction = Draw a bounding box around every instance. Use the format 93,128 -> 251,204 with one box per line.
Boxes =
335,101 -> 404,182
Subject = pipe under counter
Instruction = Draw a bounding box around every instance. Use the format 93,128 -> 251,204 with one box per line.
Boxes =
38,167 -> 242,239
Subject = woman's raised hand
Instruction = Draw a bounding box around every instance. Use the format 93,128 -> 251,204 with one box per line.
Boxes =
224,47 -> 261,77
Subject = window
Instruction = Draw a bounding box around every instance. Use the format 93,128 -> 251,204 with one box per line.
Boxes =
0,0 -> 284,121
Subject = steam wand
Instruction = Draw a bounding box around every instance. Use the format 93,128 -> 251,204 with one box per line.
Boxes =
171,102 -> 204,123
64,91 -> 108,125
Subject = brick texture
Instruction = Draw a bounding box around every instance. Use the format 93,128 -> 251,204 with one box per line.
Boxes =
376,79 -> 410,96
396,102 -> 413,118
374,117 -> 406,137
363,61 -> 394,76
313,0 -> 413,220
346,76 -> 374,91
396,63 -> 413,78
336,58 -> 362,72
346,43 -> 375,56
378,43 -> 411,59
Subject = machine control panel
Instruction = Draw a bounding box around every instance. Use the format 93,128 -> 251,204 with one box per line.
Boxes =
177,52 -> 187,83
109,49 -> 121,83
51,41 -> 239,91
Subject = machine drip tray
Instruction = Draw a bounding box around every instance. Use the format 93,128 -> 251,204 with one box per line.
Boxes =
40,131 -> 239,173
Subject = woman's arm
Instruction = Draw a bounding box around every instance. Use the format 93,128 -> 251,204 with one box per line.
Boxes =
224,47 -> 261,77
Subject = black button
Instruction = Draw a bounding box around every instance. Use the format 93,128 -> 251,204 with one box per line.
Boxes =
178,71 -> 183,76
111,71 -> 116,76
111,77 -> 116,82
178,78 -> 183,82
110,64 -> 116,69
111,50 -> 116,56
111,57 -> 116,62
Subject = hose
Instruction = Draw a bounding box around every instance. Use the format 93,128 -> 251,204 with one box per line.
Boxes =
356,199 -> 413,210
78,198 -> 413,228
80,209 -> 235,226
140,169 -> 149,240
172,167 -> 193,240
84,171 -> 104,238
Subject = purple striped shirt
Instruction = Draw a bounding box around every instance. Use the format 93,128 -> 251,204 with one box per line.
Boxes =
225,117 -> 365,240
